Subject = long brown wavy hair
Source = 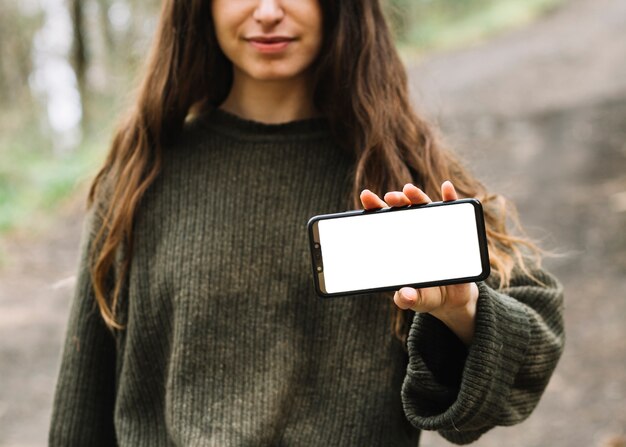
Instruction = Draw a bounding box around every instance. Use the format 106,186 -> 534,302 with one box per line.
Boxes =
87,0 -> 543,340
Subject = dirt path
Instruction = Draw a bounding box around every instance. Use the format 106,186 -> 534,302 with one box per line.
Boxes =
1,0 -> 625,445
0,193 -> 86,447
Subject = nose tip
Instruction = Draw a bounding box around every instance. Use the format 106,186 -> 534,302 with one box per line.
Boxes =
253,0 -> 285,25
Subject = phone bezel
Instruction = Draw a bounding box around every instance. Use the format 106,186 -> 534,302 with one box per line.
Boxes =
307,198 -> 491,298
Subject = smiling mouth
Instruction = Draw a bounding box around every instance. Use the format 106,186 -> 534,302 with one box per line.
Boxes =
247,36 -> 295,43
247,36 -> 295,53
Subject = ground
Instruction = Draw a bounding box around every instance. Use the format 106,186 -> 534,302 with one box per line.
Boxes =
0,0 -> 625,445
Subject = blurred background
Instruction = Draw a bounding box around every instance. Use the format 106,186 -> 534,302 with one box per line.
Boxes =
0,0 -> 625,445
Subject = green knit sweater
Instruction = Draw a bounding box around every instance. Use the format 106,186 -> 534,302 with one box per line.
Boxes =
49,108 -> 564,446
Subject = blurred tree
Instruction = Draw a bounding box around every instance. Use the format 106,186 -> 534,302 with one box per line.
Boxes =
0,1 -> 42,105
70,0 -> 88,97
70,0 -> 89,131
96,0 -> 115,54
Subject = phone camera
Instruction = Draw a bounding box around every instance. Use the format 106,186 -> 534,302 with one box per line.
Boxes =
313,243 -> 323,272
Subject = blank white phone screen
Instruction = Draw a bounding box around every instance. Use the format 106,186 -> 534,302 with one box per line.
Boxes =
317,202 -> 483,294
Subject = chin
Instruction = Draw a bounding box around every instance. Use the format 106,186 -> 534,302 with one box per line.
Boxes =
244,63 -> 310,83
253,73 -> 301,82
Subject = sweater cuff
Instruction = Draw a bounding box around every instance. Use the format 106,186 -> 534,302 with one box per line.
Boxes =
402,281 -> 531,442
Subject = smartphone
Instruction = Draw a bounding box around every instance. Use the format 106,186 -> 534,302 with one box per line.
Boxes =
307,199 -> 490,297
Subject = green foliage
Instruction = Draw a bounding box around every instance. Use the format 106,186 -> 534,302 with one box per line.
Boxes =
0,89 -> 121,235
385,0 -> 564,55
0,121 -> 105,233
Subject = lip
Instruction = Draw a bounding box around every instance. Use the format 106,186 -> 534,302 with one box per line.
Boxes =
246,35 -> 295,53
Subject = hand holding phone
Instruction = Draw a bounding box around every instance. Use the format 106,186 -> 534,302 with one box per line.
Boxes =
374,182 -> 483,345
309,181 -> 487,344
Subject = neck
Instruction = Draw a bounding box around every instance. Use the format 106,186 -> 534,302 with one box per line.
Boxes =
219,69 -> 319,124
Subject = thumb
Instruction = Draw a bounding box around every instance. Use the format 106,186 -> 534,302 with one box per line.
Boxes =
394,287 -> 441,313
394,287 -> 420,310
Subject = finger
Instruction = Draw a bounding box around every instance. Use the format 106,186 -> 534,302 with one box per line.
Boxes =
441,180 -> 458,202
402,183 -> 432,204
383,191 -> 411,207
360,189 -> 388,210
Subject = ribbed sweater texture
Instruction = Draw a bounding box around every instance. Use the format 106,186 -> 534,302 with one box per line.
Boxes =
49,108 -> 565,446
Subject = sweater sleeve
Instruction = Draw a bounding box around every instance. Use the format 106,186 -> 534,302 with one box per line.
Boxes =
401,264 -> 564,444
48,204 -> 118,446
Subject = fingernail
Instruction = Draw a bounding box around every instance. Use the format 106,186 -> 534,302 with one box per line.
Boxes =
400,288 -> 417,301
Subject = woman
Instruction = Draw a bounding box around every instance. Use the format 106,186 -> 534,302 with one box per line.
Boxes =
49,0 -> 564,445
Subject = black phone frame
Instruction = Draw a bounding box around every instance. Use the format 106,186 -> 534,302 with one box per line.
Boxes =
307,198 -> 491,298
